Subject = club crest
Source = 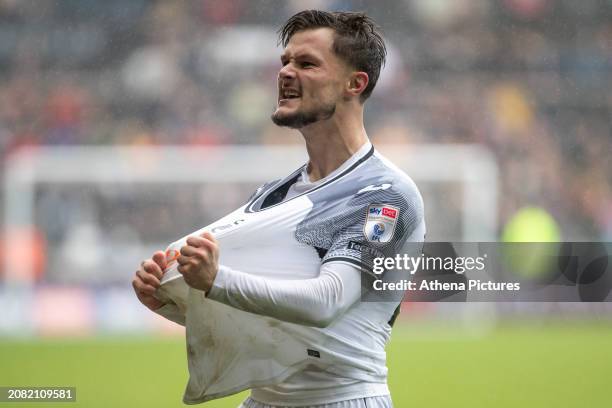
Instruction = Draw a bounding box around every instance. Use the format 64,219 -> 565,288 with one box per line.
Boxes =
364,205 -> 399,243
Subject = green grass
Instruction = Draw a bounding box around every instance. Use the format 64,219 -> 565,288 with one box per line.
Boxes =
1,322 -> 611,407
388,321 -> 612,407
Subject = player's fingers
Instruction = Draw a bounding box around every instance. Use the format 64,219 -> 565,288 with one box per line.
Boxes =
178,255 -> 205,269
132,276 -> 157,296
201,231 -> 216,243
179,245 -> 200,257
137,269 -> 160,288
177,264 -> 188,275
131,277 -> 140,291
176,255 -> 192,266
181,247 -> 209,262
140,283 -> 157,296
199,235 -> 218,255
186,235 -> 207,248
136,269 -> 160,288
152,251 -> 167,270
142,260 -> 163,280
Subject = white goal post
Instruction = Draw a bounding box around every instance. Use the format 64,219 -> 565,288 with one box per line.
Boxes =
3,144 -> 498,283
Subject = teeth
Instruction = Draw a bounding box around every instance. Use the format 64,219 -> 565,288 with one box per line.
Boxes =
282,90 -> 300,98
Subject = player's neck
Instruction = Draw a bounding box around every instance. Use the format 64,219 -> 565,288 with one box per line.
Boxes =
301,111 -> 368,182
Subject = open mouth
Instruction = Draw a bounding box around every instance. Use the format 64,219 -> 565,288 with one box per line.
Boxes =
279,88 -> 301,103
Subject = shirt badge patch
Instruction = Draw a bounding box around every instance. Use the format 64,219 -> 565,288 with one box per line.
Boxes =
364,205 -> 399,243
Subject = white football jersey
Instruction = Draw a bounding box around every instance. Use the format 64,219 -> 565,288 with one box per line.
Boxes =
155,143 -> 425,404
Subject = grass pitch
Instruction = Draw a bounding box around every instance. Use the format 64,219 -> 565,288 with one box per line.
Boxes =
1,321 -> 611,407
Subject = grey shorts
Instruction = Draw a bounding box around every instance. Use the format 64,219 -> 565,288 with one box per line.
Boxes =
239,395 -> 393,408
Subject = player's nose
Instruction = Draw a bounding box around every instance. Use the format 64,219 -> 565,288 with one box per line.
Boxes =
278,63 -> 296,80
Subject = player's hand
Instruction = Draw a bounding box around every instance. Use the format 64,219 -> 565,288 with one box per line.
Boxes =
132,251 -> 167,311
177,232 -> 219,293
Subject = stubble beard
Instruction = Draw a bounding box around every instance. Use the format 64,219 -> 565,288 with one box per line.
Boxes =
271,102 -> 336,129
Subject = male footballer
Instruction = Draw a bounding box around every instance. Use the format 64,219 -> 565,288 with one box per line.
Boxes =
132,10 -> 425,408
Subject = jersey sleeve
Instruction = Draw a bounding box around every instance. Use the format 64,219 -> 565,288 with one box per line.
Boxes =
321,185 -> 425,276
207,261 -> 362,328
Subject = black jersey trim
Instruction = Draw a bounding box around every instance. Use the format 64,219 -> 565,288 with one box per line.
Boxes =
245,145 -> 375,213
244,169 -> 303,210
314,246 -> 328,260
321,256 -> 373,273
388,304 -> 401,327
261,173 -> 301,209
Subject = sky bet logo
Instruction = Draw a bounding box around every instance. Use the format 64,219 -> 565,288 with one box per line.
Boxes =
382,207 -> 397,219
369,206 -> 397,219
365,205 -> 399,243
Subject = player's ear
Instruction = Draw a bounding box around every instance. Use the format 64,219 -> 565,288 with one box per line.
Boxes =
346,71 -> 369,99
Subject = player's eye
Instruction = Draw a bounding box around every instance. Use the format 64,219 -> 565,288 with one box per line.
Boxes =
300,61 -> 315,68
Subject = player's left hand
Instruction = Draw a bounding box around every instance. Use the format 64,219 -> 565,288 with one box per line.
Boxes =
176,231 -> 219,294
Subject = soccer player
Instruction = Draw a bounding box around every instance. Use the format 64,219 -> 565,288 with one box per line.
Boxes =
132,10 -> 425,408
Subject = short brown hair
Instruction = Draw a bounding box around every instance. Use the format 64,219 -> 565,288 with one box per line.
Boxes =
279,10 -> 387,102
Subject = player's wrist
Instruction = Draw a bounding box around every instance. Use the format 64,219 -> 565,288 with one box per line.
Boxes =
204,265 -> 227,299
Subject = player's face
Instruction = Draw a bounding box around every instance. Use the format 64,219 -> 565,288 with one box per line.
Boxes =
271,28 -> 349,129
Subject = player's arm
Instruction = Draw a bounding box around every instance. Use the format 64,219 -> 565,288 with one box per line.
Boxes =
176,184 -> 425,327
176,233 -> 361,328
208,261 -> 362,328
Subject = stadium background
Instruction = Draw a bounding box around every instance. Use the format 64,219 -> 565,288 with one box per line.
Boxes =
0,0 -> 611,407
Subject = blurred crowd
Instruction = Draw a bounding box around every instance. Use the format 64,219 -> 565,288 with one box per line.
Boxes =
0,0 -> 610,248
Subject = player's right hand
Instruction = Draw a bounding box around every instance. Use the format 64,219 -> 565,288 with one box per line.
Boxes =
132,251 -> 167,311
